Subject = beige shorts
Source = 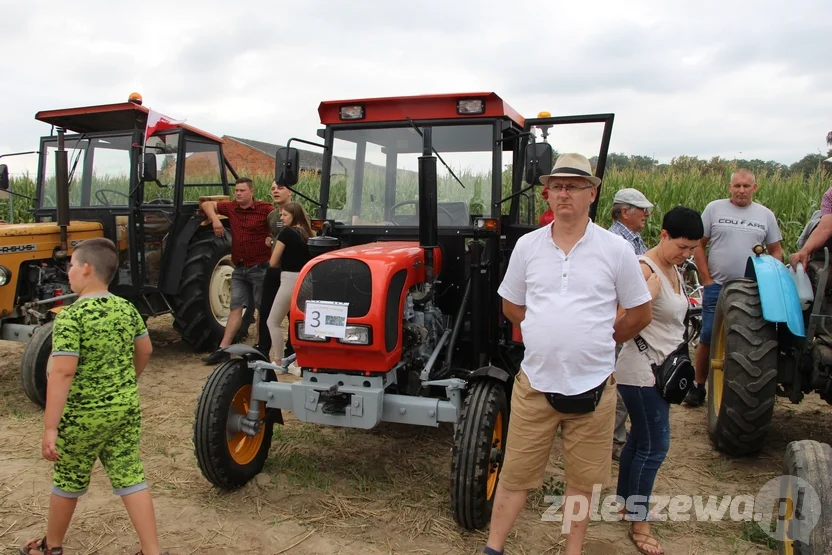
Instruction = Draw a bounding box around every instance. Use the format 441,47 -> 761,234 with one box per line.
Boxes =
498,369 -> 617,494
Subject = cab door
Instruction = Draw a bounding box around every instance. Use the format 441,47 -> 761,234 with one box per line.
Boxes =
504,113 -> 615,247
501,113 -> 615,345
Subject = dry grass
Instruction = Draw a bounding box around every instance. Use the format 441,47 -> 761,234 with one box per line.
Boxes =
1,319 -> 830,553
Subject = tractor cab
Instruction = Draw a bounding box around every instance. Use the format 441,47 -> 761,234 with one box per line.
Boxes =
2,94 -> 246,408
31,95 -> 232,299
276,92 -> 614,370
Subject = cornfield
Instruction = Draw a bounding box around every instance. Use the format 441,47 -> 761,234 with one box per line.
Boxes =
4,165 -> 829,255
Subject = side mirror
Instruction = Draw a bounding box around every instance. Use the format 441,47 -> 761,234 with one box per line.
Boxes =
524,142 -> 553,185
0,164 -> 9,191
142,154 -> 158,182
275,147 -> 300,186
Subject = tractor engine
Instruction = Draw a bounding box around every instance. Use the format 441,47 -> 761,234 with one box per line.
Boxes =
14,260 -> 72,322
28,261 -> 70,301
289,240 -> 445,383
399,291 -> 447,394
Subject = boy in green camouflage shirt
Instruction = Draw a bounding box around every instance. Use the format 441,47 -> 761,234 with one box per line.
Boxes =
20,238 -> 168,555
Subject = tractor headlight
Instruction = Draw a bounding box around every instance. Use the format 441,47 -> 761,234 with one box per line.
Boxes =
296,321 -> 328,342
0,266 -> 10,286
338,325 -> 371,345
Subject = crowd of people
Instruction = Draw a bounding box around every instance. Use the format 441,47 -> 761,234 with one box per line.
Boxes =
484,155 -> 786,555
199,178 -> 314,373
22,154 -> 825,555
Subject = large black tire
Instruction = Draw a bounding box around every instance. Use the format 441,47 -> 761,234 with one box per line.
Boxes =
194,358 -> 275,489
779,440 -> 832,554
450,379 -> 508,530
20,322 -> 52,408
707,279 -> 779,456
172,228 -> 254,352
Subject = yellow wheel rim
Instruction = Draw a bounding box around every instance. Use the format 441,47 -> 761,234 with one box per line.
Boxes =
227,385 -> 265,465
486,411 -> 504,500
711,318 -> 726,412
782,478 -> 795,555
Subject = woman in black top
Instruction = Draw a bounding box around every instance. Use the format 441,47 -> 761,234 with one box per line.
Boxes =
266,202 -> 313,374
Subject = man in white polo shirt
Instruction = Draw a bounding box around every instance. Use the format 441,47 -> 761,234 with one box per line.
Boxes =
482,153 -> 654,555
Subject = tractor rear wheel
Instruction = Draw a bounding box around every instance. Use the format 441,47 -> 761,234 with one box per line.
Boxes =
172,228 -> 254,351
20,322 -> 52,408
779,440 -> 832,554
707,279 -> 779,456
194,358 -> 275,489
451,379 -> 508,530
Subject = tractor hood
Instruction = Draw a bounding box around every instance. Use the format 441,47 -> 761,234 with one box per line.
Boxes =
0,221 -> 104,256
0,221 -> 102,237
312,241 -> 444,272
289,240 -> 444,373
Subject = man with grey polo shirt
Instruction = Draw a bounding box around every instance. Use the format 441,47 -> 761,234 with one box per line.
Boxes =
482,153 -> 653,555
684,168 -> 783,407
608,187 -> 654,460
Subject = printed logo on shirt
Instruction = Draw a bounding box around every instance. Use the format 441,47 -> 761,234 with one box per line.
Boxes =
717,218 -> 767,231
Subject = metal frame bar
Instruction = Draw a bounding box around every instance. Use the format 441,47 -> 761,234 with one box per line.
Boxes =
246,362 -> 465,430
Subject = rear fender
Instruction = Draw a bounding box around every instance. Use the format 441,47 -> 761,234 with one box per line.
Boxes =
467,365 -> 511,384
744,254 -> 806,338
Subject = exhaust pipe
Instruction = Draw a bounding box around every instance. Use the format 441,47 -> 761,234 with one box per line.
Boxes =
54,128 -> 70,260
418,127 -> 438,299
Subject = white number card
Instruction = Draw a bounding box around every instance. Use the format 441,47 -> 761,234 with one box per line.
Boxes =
304,300 -> 349,339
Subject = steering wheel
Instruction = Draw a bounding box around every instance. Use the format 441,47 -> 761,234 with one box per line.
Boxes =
390,200 -> 455,226
95,189 -> 130,206
146,198 -> 173,205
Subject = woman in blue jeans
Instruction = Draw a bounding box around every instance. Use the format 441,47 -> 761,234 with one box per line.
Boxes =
614,206 -> 704,554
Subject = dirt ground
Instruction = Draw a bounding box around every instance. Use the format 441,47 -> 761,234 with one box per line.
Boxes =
1,316 -> 831,555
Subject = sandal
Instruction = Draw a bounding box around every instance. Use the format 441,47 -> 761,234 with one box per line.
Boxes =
18,537 -> 63,555
628,527 -> 664,555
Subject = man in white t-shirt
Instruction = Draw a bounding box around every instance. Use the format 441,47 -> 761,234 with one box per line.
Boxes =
683,168 -> 783,407
482,153 -> 653,555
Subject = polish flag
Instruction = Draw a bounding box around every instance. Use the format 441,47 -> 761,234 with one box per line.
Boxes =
145,109 -> 184,140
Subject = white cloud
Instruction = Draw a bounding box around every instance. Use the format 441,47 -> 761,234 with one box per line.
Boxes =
1,0 -> 830,179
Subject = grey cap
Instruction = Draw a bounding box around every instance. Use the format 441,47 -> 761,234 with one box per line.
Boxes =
613,188 -> 654,210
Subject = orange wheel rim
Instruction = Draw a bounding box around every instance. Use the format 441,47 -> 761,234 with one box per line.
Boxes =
227,385 -> 265,465
486,411 -> 504,500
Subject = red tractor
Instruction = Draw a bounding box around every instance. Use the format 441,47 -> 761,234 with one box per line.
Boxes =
193,93 -> 614,529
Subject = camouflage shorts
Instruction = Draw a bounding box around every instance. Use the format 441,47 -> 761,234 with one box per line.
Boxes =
53,407 -> 146,498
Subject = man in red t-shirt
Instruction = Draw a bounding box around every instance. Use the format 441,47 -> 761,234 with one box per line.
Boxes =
200,178 -> 274,364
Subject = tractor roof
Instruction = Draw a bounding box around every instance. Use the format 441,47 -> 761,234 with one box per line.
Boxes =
34,101 -> 223,143
318,92 -> 525,127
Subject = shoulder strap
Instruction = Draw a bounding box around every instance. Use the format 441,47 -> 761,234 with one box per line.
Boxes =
638,255 -> 659,274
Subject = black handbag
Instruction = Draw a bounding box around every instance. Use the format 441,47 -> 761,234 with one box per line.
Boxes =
633,309 -> 695,404
544,378 -> 608,414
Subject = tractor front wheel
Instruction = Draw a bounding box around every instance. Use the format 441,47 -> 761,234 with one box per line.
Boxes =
778,440 -> 832,554
707,279 -> 779,456
20,322 -> 53,408
450,379 -> 508,530
194,358 -> 274,489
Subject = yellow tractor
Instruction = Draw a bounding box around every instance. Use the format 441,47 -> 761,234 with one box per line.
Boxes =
0,94 -> 253,407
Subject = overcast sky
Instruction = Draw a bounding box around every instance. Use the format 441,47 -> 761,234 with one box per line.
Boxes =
1,0 -> 830,176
